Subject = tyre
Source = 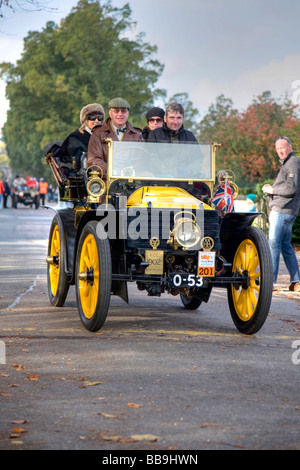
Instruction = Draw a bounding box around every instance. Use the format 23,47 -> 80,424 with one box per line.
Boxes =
47,215 -> 70,307
180,292 -> 202,310
227,226 -> 273,335
75,221 -> 112,332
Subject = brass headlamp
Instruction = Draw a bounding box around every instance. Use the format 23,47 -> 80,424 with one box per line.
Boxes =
86,166 -> 106,202
169,211 -> 201,250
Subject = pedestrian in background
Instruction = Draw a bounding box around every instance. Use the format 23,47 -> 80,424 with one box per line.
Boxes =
0,179 -> 4,209
3,178 -> 11,208
39,178 -> 48,205
246,193 -> 257,213
262,136 -> 300,291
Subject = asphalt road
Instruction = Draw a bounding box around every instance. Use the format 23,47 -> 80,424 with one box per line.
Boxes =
0,205 -> 300,451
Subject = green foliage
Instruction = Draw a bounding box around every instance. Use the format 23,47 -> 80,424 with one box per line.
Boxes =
292,214 -> 300,243
0,0 -> 165,177
197,92 -> 300,186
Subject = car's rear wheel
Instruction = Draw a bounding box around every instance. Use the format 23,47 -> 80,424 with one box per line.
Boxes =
227,227 -> 272,335
75,221 -> 112,332
47,215 -> 69,307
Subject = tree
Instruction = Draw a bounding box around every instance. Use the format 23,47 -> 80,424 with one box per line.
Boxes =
197,94 -> 241,180
198,92 -> 300,186
235,91 -> 300,182
0,0 -> 165,176
0,0 -> 55,18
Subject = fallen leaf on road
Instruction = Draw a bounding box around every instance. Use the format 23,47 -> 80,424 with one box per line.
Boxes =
27,374 -> 39,381
101,434 -> 135,443
11,427 -> 28,434
82,381 -> 103,387
130,434 -> 158,442
127,402 -> 143,408
99,412 -> 117,418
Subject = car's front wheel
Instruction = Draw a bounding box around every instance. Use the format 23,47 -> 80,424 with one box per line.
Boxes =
75,221 -> 112,332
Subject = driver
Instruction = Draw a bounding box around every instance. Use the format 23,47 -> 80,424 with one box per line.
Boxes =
88,97 -> 143,180
148,102 -> 197,143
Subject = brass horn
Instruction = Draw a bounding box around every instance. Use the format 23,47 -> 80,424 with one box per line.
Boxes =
217,170 -> 239,199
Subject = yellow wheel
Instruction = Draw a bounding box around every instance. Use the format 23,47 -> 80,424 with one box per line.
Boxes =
47,215 -> 69,307
75,221 -> 111,331
228,227 -> 272,334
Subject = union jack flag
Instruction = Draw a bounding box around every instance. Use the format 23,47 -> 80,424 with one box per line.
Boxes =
211,182 -> 234,213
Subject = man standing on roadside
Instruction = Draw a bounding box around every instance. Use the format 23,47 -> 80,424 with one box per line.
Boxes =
262,136 -> 300,291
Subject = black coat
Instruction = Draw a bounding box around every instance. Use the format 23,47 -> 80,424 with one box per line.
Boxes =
148,123 -> 198,143
61,129 -> 91,167
3,181 -> 11,196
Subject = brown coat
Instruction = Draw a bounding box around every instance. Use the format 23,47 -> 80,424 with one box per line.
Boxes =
87,118 -> 143,179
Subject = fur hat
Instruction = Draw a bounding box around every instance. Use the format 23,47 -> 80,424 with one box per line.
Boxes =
80,103 -> 105,124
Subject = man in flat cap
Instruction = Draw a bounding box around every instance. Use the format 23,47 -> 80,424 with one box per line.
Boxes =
88,97 -> 143,178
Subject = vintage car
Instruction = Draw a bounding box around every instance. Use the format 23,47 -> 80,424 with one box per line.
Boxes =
45,140 -> 273,335
12,176 -> 40,209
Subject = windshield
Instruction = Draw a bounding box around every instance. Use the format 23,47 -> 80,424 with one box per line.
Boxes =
109,141 -> 213,181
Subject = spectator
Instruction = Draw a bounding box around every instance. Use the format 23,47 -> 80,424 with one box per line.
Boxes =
142,107 -> 165,140
262,136 -> 300,291
39,178 -> 48,205
0,179 -> 4,209
3,178 -> 11,208
47,184 -> 55,203
246,193 -> 257,213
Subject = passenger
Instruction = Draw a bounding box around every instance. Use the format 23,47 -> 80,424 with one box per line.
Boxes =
61,103 -> 105,169
148,102 -> 198,143
13,175 -> 26,190
142,107 -> 165,140
88,97 -> 143,179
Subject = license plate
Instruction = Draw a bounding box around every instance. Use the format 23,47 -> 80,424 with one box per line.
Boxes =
145,250 -> 164,275
172,274 -> 203,288
198,251 -> 215,277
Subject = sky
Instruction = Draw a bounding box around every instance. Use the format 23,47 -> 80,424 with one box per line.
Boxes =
1,0 -> 300,129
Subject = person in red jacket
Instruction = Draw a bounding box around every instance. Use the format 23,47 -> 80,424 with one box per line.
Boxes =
0,179 -> 4,209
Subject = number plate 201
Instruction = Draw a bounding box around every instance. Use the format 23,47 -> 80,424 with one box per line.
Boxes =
198,251 -> 215,277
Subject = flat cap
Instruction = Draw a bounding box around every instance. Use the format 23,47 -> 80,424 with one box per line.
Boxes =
108,97 -> 130,109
